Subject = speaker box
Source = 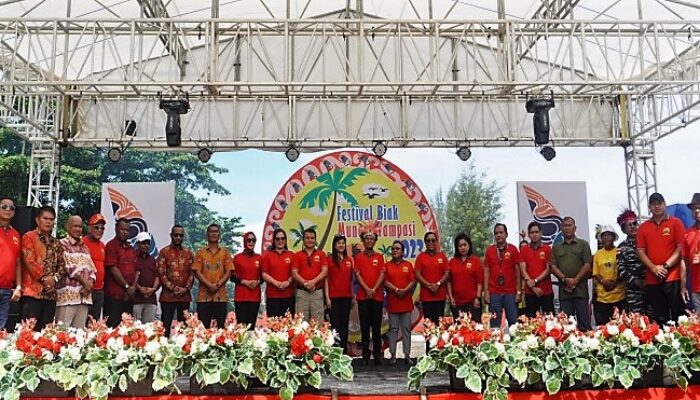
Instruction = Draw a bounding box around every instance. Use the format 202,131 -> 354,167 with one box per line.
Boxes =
11,205 -> 38,235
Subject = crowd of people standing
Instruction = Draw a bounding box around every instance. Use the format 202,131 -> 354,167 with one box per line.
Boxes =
1,191 -> 699,365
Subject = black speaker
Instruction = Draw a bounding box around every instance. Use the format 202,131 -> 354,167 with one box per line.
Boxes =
11,205 -> 38,235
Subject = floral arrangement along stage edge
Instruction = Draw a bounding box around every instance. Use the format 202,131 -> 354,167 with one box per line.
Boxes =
0,313 -> 353,400
408,312 -> 700,400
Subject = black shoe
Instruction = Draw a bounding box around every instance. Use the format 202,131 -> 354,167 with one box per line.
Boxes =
373,357 -> 383,366
403,358 -> 414,366
387,357 -> 397,365
361,358 -> 370,366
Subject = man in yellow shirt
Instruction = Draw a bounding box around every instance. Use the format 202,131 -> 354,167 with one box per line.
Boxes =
592,225 -> 625,325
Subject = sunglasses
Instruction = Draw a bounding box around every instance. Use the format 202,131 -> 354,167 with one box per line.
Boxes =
625,220 -> 639,227
391,247 -> 402,251
246,238 -> 257,243
425,238 -> 437,243
0,204 -> 15,211
172,233 -> 184,238
274,236 -> 286,241
93,226 -> 106,231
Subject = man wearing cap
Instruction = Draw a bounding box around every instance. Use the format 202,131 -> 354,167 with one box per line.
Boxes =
617,209 -> 647,314
592,225 -> 625,325
637,192 -> 686,324
132,232 -> 159,323
104,218 -> 138,327
681,193 -> 700,310
83,213 -> 106,321
57,216 -> 96,328
157,225 -> 194,336
0,196 -> 22,330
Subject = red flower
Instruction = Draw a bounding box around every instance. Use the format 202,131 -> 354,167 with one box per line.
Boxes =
216,335 -> 226,345
287,329 -> 296,339
313,353 -> 323,364
549,327 -> 562,341
436,338 -> 445,349
52,342 -> 62,354
183,344 -> 191,353
290,334 -> 310,357
451,337 -> 460,346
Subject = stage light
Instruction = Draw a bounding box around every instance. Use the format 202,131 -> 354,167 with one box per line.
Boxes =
123,120 -> 137,136
285,146 -> 300,162
540,145 -> 556,161
456,146 -> 472,161
372,141 -> 387,157
107,147 -> 122,163
159,99 -> 190,147
526,97 -> 555,145
197,148 -> 212,163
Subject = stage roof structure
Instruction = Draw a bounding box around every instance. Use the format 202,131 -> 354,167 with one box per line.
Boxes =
1,0 -> 699,217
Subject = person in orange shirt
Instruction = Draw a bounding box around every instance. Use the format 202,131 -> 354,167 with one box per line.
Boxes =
291,228 -> 328,322
384,240 -> 416,366
324,234 -> 354,353
262,229 -> 295,317
681,193 -> 700,310
353,231 -> 386,365
232,232 -> 263,330
82,213 -> 106,321
414,231 -> 449,346
0,196 -> 22,330
447,233 -> 483,321
21,206 -> 66,331
193,223 -> 233,328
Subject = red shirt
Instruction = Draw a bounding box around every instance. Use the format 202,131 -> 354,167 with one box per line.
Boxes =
0,225 -> 20,289
82,236 -> 106,290
134,255 -> 158,305
484,244 -> 521,294
448,256 -> 484,306
104,238 -> 138,300
233,251 -> 263,302
519,243 -> 553,296
385,259 -> 415,314
637,216 -> 685,285
262,250 -> 295,298
327,255 -> 353,299
292,249 -> 327,290
354,251 -> 386,302
682,226 -> 700,292
415,251 -> 449,302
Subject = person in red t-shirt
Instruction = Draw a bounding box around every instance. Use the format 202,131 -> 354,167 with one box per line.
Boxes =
353,231 -> 386,365
262,228 -> 295,318
0,196 -> 22,330
384,240 -> 416,366
83,213 -> 106,322
291,228 -> 328,322
104,218 -> 138,328
324,234 -> 354,353
681,193 -> 700,311
232,232 -> 263,330
415,232 -> 449,326
519,221 -> 554,317
483,223 -> 521,328
636,193 -> 686,324
447,233 -> 483,322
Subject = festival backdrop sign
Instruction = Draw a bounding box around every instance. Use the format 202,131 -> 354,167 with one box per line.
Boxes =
100,182 -> 175,256
263,150 -> 439,347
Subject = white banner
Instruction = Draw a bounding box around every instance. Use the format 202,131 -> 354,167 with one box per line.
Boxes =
516,181 -> 590,245
100,182 -> 175,256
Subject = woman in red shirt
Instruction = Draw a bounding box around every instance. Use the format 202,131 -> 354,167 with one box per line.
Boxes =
384,240 -> 416,366
262,229 -> 295,318
324,234 -> 354,353
232,232 -> 263,330
415,232 -> 450,325
447,233 -> 484,322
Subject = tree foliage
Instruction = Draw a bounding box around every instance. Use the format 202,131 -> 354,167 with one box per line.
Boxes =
0,129 -> 242,250
432,164 -> 503,256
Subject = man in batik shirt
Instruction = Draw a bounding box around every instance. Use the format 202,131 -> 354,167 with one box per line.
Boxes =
157,224 -> 194,336
617,209 -> 647,314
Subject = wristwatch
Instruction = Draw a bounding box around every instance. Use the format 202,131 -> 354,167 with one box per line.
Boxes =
437,281 -> 441,287
124,284 -> 130,289
533,278 -> 539,285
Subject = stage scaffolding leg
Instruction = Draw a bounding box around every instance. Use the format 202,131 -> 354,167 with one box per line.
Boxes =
624,139 -> 657,220
26,136 -> 61,215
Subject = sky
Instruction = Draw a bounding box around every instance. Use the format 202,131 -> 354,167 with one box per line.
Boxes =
202,126 -> 700,253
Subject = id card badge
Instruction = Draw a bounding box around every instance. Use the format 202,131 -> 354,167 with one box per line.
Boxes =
693,252 -> 700,265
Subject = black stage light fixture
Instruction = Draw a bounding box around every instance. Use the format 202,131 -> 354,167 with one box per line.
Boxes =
456,146 -> 472,161
372,141 -> 387,157
197,148 -> 212,163
107,147 -> 122,163
526,97 -> 555,145
159,99 -> 190,147
124,120 -> 137,136
540,145 -> 556,161
285,146 -> 300,162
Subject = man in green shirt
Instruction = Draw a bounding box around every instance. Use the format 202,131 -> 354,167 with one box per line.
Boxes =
550,217 -> 593,331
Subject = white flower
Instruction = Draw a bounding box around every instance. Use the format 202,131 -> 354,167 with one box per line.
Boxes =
508,324 -> 519,337
118,326 -> 129,336
606,325 -> 619,336
563,323 -> 577,333
173,334 -> 187,348
545,320 -> 557,332
502,334 -> 511,342
429,336 -> 438,348
144,341 -> 160,355
622,328 -> 636,341
107,337 -> 124,351
630,336 -> 640,347
325,331 -> 336,347
8,349 -> 23,362
253,336 -> 268,351
301,321 -> 310,330
655,332 -> 667,343
518,341 -> 529,351
526,334 -> 538,349
678,315 -> 689,324
0,339 -> 7,352
42,350 -> 54,361
494,342 -> 505,354
67,346 -> 82,361
544,337 -> 556,348
672,339 -> 680,349
568,335 -> 581,348
144,326 -> 155,339
115,349 -> 129,364
274,331 -> 288,343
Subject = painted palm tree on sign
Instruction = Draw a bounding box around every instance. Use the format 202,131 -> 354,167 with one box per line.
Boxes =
290,221 -> 317,250
299,168 -> 369,250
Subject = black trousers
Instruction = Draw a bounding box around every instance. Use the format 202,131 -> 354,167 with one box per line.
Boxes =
103,296 -> 134,328
594,300 -> 626,326
236,301 -> 260,330
161,301 -> 189,336
645,281 -> 684,325
451,303 -> 482,322
88,290 -> 104,323
329,297 -> 352,353
422,300 -> 445,324
267,297 -> 295,318
21,297 -> 56,331
524,294 -> 555,318
197,302 -> 227,328
358,299 -> 383,360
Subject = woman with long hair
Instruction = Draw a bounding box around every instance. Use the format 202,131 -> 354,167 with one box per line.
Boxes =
232,232 -> 263,330
447,233 -> 484,321
262,228 -> 295,317
324,234 -> 354,353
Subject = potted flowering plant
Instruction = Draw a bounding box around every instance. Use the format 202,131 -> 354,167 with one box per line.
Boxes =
251,314 -> 353,400
662,314 -> 700,387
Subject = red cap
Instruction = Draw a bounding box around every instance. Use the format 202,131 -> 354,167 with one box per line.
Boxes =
89,213 -> 106,225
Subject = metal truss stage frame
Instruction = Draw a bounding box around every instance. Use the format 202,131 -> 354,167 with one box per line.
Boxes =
1,0 -> 699,218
